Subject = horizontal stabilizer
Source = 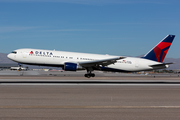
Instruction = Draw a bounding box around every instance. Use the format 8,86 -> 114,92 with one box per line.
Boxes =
149,63 -> 174,69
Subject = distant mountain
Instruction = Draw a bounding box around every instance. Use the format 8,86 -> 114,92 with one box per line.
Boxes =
0,53 -> 16,63
164,58 -> 180,70
0,53 -> 180,70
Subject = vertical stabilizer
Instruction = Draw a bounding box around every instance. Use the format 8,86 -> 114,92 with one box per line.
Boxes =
143,35 -> 175,63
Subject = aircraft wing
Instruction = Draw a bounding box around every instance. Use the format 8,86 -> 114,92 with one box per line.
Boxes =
79,57 -> 125,68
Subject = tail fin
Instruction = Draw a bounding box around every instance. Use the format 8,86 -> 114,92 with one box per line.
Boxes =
143,35 -> 175,63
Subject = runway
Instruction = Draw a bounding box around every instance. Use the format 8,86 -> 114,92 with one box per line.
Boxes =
0,77 -> 180,120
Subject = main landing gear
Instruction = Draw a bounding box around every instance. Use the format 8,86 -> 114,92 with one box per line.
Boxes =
84,69 -> 95,78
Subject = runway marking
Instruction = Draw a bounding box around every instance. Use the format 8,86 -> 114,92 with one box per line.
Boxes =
0,106 -> 180,109
1,80 -> 180,86
1,83 -> 180,86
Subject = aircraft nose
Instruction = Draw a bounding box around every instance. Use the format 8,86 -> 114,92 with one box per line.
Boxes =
7,54 -> 10,58
7,53 -> 13,60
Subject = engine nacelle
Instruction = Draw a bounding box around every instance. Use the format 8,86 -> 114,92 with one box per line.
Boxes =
64,62 -> 77,71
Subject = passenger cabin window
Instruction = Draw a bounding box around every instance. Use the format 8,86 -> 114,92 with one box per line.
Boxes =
11,51 -> 17,54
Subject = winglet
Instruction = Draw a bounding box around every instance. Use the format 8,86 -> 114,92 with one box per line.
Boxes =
143,35 -> 175,63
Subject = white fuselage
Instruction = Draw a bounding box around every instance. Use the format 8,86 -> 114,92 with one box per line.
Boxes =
7,48 -> 165,72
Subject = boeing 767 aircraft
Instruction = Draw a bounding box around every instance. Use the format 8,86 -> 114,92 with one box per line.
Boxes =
8,35 -> 175,78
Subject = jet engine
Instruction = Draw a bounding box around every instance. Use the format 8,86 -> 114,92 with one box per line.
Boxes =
64,62 -> 83,71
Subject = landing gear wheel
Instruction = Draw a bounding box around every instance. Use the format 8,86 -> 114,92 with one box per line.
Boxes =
91,73 -> 95,77
84,73 -> 95,78
85,74 -> 91,78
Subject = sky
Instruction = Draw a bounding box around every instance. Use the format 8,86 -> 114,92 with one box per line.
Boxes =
0,0 -> 180,58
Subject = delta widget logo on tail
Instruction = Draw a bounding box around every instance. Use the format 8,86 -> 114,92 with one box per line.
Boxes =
153,41 -> 172,63
143,35 -> 175,63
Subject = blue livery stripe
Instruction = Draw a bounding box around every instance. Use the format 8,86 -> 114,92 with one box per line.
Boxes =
159,46 -> 170,62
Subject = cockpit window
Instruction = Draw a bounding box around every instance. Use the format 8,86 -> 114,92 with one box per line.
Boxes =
11,51 -> 17,54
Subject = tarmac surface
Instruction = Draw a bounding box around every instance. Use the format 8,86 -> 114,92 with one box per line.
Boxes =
0,71 -> 180,120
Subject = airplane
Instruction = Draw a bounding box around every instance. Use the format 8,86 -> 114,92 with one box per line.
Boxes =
7,35 -> 175,78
